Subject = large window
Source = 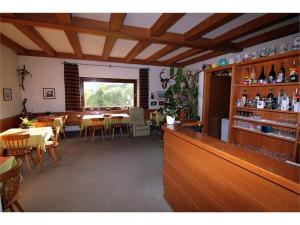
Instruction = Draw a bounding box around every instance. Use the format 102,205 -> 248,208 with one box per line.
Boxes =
80,78 -> 136,108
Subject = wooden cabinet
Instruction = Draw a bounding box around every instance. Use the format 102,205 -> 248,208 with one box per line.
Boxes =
228,50 -> 300,162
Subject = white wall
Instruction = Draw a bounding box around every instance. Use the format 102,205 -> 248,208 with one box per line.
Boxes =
186,33 -> 300,120
18,56 -> 169,112
0,44 -> 22,119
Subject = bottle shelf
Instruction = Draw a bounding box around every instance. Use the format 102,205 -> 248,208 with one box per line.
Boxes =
232,126 -> 296,143
232,115 -> 298,129
233,106 -> 299,115
234,82 -> 300,88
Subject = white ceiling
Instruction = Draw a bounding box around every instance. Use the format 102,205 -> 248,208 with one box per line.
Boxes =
72,13 -> 111,22
168,13 -> 212,34
0,22 -> 41,50
123,13 -> 162,28
110,39 -> 138,58
135,43 -> 166,59
78,33 -> 106,55
158,47 -> 191,61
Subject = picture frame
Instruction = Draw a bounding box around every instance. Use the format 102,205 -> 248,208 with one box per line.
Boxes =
43,88 -> 56,99
156,91 -> 165,100
3,88 -> 12,101
150,101 -> 157,106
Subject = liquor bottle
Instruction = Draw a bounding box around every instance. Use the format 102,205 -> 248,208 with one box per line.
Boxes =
241,89 -> 248,107
277,89 -> 284,110
276,63 -> 285,83
268,64 -> 276,83
289,60 -> 298,82
250,65 -> 256,81
258,66 -> 266,84
293,88 -> 300,112
267,88 -> 274,99
243,68 -> 250,85
255,90 -> 261,101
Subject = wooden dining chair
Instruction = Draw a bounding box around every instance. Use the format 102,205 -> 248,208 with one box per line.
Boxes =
36,118 -> 54,129
60,115 -> 68,139
90,118 -> 106,142
1,133 -> 33,174
45,127 -> 60,166
77,114 -> 85,138
0,159 -> 24,212
110,116 -> 123,139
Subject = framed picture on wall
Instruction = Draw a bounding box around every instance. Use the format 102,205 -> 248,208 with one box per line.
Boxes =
43,88 -> 56,99
150,101 -> 157,106
3,88 -> 12,101
156,91 -> 165,100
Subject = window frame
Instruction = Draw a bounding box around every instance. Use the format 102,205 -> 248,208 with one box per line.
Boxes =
80,77 -> 137,108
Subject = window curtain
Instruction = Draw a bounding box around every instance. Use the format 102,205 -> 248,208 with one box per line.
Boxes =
139,68 -> 149,109
64,63 -> 81,111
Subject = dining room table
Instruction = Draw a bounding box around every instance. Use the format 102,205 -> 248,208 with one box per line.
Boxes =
81,113 -> 130,138
30,116 -> 64,129
0,127 -> 54,171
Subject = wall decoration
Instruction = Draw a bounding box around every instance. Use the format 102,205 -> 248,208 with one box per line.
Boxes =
3,88 -> 12,101
159,68 -> 176,89
151,92 -> 155,99
43,88 -> 56,99
17,65 -> 32,91
156,91 -> 165,100
150,101 -> 157,106
158,101 -> 165,106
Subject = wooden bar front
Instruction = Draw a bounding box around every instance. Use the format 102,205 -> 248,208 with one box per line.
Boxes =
163,125 -> 300,212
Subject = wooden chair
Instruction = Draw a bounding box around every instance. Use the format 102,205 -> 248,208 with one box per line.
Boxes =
0,160 -> 24,212
60,115 -> 68,139
1,133 -> 33,174
77,114 -> 85,138
110,116 -> 123,139
90,118 -> 105,142
37,118 -> 54,128
45,127 -> 60,166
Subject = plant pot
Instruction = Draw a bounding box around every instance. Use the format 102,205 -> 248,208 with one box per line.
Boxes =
166,116 -> 175,125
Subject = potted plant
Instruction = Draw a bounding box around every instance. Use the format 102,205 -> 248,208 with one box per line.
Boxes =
164,102 -> 179,125
19,117 -> 32,129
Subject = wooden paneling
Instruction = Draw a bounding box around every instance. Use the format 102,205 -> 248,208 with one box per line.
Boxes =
163,125 -> 300,212
0,115 -> 19,132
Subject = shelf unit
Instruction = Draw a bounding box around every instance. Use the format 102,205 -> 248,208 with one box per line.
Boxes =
229,50 -> 300,162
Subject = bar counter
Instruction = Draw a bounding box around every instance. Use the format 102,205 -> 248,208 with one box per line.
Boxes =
162,124 -> 300,212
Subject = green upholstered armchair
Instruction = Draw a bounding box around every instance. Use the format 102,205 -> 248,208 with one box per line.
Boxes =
129,107 -> 150,137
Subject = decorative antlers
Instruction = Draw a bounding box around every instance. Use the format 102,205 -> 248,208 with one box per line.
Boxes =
159,69 -> 176,89
17,65 -> 32,91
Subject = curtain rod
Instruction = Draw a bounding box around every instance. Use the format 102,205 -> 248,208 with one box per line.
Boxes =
63,61 -> 149,70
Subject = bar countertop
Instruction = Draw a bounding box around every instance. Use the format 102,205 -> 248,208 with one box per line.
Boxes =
163,124 -> 300,194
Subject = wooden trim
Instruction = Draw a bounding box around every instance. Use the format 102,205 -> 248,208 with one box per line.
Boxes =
145,45 -> 179,63
22,50 -> 181,67
164,48 -> 205,65
56,13 -> 83,58
102,37 -> 117,60
180,51 -> 225,66
0,14 -> 240,52
14,25 -> 56,56
124,41 -> 151,62
239,22 -> 300,49
109,13 -> 127,31
0,115 -> 19,132
213,13 -> 297,44
184,13 -> 243,41
79,77 -> 137,107
150,13 -> 185,36
0,33 -> 26,54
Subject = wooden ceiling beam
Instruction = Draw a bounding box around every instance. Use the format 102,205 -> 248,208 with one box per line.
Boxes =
124,41 -> 151,62
0,15 -> 240,52
0,33 -> 26,54
179,51 -> 225,66
238,22 -> 300,49
145,45 -> 179,63
22,50 -> 180,67
213,13 -> 298,45
184,13 -> 243,41
150,13 -> 185,36
56,13 -> 83,58
164,48 -> 206,65
14,25 -> 56,56
102,13 -> 127,60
